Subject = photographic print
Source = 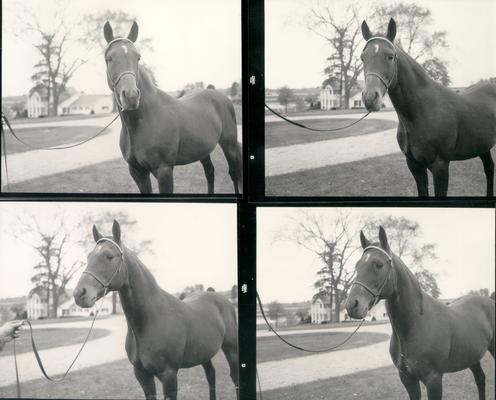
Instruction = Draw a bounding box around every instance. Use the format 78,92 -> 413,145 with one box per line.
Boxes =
256,207 -> 495,399
264,0 -> 496,197
0,202 -> 238,399
1,0 -> 242,194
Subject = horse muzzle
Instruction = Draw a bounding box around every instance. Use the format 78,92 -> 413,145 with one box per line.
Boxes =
362,89 -> 383,112
119,88 -> 141,111
74,279 -> 101,308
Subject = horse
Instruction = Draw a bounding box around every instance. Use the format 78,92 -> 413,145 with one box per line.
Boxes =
73,220 -> 239,400
103,21 -> 242,194
360,18 -> 496,197
345,226 -> 495,399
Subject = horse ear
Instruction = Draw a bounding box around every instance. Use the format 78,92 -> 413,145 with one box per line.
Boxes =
360,230 -> 371,249
378,226 -> 392,255
103,21 -> 114,44
112,220 -> 121,244
127,21 -> 139,43
386,18 -> 397,42
361,20 -> 372,41
92,225 -> 103,242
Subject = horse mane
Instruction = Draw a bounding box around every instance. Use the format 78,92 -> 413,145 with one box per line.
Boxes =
123,246 -> 161,290
392,253 -> 425,315
138,64 -> 158,87
395,45 -> 435,86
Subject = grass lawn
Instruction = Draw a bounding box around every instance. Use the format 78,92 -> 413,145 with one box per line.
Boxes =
9,113 -> 114,126
2,125 -> 111,155
259,353 -> 494,400
265,119 -> 397,149
0,327 -> 110,357
257,331 -> 389,364
0,352 -> 236,399
5,147 -> 237,194
257,320 -> 388,331
266,150 -> 496,197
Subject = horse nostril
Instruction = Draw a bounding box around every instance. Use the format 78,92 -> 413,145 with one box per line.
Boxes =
76,287 -> 86,298
353,299 -> 359,310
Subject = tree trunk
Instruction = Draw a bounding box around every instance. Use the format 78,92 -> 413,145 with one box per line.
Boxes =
328,290 -> 333,323
333,289 -> 341,322
112,292 -> 117,314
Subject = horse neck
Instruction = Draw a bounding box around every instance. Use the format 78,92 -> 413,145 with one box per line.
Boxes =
118,248 -> 176,332
386,255 -> 424,338
388,47 -> 433,119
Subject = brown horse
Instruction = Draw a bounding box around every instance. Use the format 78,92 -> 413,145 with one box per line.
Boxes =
103,21 -> 242,194
346,227 -> 495,399
74,220 -> 239,400
360,18 -> 496,197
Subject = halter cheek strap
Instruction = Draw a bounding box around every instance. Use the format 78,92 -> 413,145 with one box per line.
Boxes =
351,246 -> 394,307
363,37 -> 398,91
82,238 -> 124,292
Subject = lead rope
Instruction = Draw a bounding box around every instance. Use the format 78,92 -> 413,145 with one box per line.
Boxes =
265,103 -> 370,132
14,288 -> 107,398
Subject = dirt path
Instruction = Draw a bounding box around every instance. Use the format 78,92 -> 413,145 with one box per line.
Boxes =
257,323 -> 393,391
0,316 -> 128,387
266,111 -> 399,177
2,115 -> 242,186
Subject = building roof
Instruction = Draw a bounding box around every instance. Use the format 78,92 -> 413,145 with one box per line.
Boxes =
66,94 -> 112,108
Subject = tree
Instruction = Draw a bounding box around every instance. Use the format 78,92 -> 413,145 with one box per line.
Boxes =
275,209 -> 362,322
468,288 -> 491,297
78,211 -> 153,314
230,82 -> 240,100
295,307 -> 310,324
306,3 -> 364,109
372,2 -> 451,85
295,96 -> 307,112
10,303 -> 26,319
267,301 -> 285,327
362,216 -> 441,298
14,214 -> 83,318
277,86 -> 295,113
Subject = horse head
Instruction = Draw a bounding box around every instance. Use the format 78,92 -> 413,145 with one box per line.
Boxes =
345,226 -> 395,319
103,21 -> 142,111
360,18 -> 398,112
74,220 -> 127,308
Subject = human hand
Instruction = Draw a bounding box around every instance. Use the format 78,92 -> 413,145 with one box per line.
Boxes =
0,320 -> 24,343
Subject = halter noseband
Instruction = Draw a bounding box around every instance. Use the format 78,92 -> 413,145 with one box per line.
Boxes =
104,38 -> 140,109
82,238 -> 125,293
351,246 -> 393,308
363,37 -> 398,92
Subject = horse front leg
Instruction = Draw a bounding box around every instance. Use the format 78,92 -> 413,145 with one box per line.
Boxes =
202,360 -> 216,400
398,370 -> 421,400
470,362 -> 486,400
406,156 -> 429,197
129,162 -> 153,194
429,157 -> 450,197
422,372 -> 443,400
155,165 -> 174,194
157,368 -> 178,400
480,152 -> 494,197
134,366 -> 157,400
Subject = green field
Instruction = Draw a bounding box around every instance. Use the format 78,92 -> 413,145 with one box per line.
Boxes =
265,118 -> 397,148
2,125 -> 111,155
257,331 -> 389,363
266,151 -> 495,197
0,327 -> 110,357
259,353 -> 494,400
0,353 -> 236,399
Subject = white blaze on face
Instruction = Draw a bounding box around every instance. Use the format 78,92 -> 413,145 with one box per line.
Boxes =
364,253 -> 371,262
121,45 -> 128,55
374,44 -> 379,54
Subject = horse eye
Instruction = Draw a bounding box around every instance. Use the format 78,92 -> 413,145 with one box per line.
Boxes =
106,254 -> 114,260
376,262 -> 384,269
387,55 -> 394,61
138,54 -> 141,61
106,57 -> 112,64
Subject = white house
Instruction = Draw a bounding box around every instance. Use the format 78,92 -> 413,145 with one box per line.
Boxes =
26,292 -> 49,320
58,295 -> 115,317
59,94 -> 113,116
26,87 -> 49,118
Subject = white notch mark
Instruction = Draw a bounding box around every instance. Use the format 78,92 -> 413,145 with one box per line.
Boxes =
364,253 -> 371,261
374,44 -> 379,54
121,45 -> 128,55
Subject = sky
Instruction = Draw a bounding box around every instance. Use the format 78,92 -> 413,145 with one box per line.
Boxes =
2,0 -> 241,97
265,0 -> 496,88
0,202 -> 237,299
257,207 -> 495,303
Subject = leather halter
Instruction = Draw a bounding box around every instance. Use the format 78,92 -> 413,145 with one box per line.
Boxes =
363,37 -> 398,92
82,238 -> 125,292
351,246 -> 393,308
104,38 -> 140,109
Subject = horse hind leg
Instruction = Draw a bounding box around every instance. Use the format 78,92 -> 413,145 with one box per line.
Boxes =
480,152 -> 494,197
200,155 -> 215,194
219,135 -> 242,195
221,341 -> 239,399
202,360 -> 216,400
470,362 -> 486,400
133,366 -> 157,400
